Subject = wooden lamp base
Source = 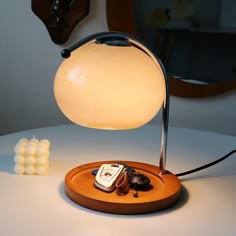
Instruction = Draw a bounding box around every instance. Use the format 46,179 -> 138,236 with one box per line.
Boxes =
64,160 -> 181,214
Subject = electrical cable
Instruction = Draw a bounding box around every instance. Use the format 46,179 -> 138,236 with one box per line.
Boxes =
175,149 -> 236,177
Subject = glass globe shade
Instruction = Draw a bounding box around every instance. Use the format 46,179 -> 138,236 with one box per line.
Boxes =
54,38 -> 166,130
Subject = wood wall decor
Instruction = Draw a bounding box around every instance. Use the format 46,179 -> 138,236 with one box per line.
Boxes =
32,0 -> 90,44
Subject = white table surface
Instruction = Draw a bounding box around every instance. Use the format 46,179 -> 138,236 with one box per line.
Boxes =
0,124 -> 235,236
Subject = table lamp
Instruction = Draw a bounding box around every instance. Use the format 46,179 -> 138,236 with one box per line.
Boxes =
54,31 -> 180,214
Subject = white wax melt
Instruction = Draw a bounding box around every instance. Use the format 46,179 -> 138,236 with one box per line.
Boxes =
13,137 -> 51,175
29,138 -> 39,145
36,157 -> 49,166
14,155 -> 25,164
35,166 -> 48,175
36,145 -> 49,156
25,145 -> 37,155
25,166 -> 35,175
39,139 -> 50,147
14,144 -> 27,155
25,156 -> 36,165
14,165 -> 25,174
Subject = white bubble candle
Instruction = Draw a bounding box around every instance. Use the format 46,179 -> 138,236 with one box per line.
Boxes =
13,137 -> 51,175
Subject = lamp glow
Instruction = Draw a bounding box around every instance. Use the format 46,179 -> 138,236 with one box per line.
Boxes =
54,37 -> 166,130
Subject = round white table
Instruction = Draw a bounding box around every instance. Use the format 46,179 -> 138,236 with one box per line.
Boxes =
0,124 -> 235,236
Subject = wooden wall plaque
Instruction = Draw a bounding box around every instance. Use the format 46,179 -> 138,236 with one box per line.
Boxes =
32,0 -> 90,44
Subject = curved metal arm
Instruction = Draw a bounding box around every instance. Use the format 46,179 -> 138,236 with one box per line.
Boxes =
159,91 -> 169,175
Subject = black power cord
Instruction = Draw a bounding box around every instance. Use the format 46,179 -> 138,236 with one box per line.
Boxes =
175,149 -> 236,177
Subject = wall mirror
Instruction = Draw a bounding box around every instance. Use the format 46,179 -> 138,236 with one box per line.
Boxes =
107,0 -> 236,97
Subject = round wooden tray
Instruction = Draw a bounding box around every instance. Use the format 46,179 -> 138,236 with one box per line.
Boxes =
64,160 -> 180,214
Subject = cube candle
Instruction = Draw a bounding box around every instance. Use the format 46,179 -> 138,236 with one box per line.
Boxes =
13,138 -> 51,175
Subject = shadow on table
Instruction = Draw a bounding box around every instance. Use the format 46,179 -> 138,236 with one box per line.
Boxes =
0,154 -> 14,174
58,182 -> 188,217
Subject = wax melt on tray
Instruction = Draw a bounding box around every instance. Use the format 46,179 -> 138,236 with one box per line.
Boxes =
13,137 -> 50,175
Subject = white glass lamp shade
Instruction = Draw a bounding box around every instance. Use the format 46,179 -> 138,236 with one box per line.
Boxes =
54,35 -> 166,130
